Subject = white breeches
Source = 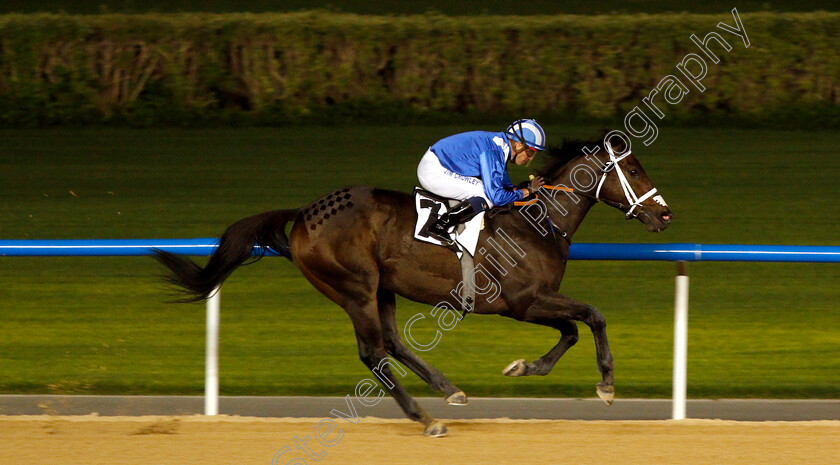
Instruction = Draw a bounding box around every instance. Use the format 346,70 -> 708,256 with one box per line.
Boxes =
416,150 -> 493,208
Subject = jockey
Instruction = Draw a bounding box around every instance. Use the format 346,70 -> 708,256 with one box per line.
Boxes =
417,118 -> 547,244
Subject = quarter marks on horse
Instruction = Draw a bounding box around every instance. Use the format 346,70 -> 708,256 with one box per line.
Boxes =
304,188 -> 353,231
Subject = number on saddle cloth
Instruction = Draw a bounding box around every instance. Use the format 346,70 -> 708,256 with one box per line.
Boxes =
414,188 -> 449,239
413,188 -> 488,254
419,198 -> 445,238
413,188 -> 478,316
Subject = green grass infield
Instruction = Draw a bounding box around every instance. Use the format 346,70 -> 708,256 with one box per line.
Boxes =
0,125 -> 838,398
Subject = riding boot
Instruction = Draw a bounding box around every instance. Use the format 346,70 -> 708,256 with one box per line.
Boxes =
426,197 -> 488,245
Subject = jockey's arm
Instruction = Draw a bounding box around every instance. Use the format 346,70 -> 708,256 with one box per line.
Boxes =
479,151 -> 526,206
502,170 -> 516,189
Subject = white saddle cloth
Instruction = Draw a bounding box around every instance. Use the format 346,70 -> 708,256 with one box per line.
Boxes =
413,189 -> 483,257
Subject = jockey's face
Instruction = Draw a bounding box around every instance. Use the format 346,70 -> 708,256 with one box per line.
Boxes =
510,140 -> 537,165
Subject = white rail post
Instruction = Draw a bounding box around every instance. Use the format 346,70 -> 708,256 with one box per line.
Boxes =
205,286 -> 220,416
672,261 -> 689,420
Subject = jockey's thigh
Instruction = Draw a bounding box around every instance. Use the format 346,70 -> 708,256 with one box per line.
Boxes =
417,150 -> 493,208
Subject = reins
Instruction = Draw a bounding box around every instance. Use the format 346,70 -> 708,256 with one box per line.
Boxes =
504,147 -> 663,250
513,184 -> 631,216
516,148 -> 659,220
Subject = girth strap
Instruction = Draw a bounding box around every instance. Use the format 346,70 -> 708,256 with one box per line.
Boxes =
449,200 -> 475,318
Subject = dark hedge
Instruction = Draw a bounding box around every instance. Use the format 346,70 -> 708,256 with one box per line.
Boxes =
0,12 -> 837,126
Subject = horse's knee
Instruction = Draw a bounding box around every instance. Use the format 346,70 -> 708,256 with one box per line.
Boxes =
382,334 -> 400,355
567,334 -> 580,346
357,343 -> 385,368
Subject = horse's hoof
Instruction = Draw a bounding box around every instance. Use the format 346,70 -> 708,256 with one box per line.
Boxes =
597,383 -> 615,405
503,359 -> 527,377
446,391 -> 468,406
424,421 -> 448,438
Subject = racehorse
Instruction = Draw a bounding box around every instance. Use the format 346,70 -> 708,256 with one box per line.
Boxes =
155,132 -> 673,436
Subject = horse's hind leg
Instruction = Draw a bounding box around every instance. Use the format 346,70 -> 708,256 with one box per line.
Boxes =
348,299 -> 448,437
377,289 -> 467,405
293,252 -> 446,436
508,293 -> 615,404
503,319 -> 579,377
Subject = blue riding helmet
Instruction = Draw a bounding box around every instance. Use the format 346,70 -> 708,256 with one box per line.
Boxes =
506,119 -> 547,151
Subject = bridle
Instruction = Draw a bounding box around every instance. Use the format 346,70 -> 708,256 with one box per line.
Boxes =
524,145 -> 660,220
592,145 -> 658,219
511,144 -> 666,252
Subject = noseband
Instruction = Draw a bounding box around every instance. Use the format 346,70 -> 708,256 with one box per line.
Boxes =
527,146 -> 660,219
593,146 -> 658,219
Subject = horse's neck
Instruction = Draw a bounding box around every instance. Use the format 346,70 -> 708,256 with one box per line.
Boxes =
544,167 -> 598,239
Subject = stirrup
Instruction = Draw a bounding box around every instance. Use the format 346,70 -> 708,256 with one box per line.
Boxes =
427,228 -> 454,245
422,196 -> 486,250
435,199 -> 485,234
429,231 -> 460,252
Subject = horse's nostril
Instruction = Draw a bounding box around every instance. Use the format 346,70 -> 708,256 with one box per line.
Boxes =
661,213 -> 673,222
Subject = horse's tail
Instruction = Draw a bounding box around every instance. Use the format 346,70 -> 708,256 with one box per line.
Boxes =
154,209 -> 298,302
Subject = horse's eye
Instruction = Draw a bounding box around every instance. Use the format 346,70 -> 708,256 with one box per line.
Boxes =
629,169 -> 639,176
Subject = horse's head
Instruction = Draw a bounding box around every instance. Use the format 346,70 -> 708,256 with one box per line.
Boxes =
538,132 -> 674,232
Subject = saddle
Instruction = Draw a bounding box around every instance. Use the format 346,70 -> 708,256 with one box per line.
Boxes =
412,188 -> 486,318
413,187 -> 569,317
413,187 -> 544,250
413,188 -> 484,252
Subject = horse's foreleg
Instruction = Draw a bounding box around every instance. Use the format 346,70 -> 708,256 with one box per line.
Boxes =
508,293 -> 615,404
376,289 -> 467,405
502,319 -> 578,377
348,301 -> 448,437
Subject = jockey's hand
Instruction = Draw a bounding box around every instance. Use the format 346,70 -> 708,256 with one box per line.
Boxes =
528,175 -> 545,194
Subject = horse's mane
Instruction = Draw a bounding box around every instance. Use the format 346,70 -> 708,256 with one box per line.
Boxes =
535,137 -> 601,181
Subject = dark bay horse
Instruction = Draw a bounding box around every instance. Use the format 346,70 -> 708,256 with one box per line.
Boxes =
155,133 -> 673,436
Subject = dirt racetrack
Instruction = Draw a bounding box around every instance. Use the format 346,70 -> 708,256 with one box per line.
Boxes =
1,415 -> 838,465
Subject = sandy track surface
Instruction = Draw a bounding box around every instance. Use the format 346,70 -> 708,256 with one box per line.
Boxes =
1,415 -> 838,465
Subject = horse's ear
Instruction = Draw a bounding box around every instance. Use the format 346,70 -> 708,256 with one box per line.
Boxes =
609,136 -> 627,153
598,129 -> 628,153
